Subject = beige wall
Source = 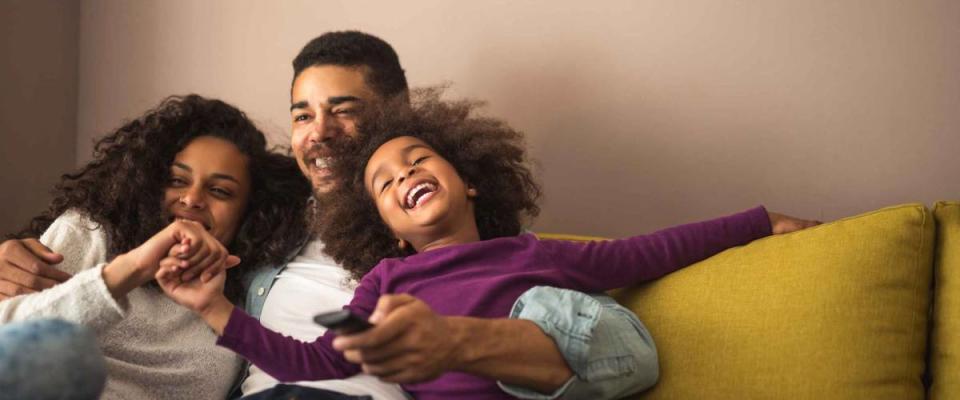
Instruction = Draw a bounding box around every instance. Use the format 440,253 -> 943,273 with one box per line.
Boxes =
0,0 -> 79,236
72,0 -> 960,237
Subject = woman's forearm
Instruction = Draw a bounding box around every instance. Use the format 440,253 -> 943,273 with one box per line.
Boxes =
0,265 -> 127,331
101,253 -> 148,300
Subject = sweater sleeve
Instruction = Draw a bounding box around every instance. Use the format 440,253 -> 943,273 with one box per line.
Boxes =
216,267 -> 383,382
541,206 -> 772,292
0,211 -> 129,331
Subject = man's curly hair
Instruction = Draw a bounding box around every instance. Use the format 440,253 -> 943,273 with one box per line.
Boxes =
318,88 -> 542,281
14,94 -> 312,302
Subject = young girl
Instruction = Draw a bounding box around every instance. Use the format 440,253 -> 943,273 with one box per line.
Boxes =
160,92 -> 817,400
0,94 -> 312,399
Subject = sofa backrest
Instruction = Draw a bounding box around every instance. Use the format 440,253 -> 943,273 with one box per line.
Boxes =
607,204 -> 934,399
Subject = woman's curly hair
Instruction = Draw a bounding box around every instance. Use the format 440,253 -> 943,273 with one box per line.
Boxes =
318,88 -> 542,281
14,94 -> 312,302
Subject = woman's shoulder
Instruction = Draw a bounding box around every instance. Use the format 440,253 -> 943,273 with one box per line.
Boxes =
40,209 -> 110,273
50,209 -> 101,231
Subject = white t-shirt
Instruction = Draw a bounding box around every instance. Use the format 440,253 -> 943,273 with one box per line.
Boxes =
241,238 -> 408,399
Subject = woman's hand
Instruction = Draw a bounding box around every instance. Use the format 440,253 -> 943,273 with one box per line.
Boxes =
102,220 -> 236,300
767,211 -> 822,234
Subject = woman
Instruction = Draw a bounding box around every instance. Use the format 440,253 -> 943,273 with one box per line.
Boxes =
0,94 -> 311,399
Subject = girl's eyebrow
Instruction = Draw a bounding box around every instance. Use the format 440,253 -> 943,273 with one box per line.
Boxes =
368,143 -> 431,189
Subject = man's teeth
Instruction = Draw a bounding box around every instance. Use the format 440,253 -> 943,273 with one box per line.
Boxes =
406,183 -> 437,209
314,158 -> 328,169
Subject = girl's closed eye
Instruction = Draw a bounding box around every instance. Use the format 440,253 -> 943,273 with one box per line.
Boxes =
380,179 -> 393,194
413,156 -> 429,165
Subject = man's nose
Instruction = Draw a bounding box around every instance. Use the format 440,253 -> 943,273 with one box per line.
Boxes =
308,113 -> 344,144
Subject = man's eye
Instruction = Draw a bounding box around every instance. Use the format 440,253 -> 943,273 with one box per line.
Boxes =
293,114 -> 310,122
333,108 -> 355,116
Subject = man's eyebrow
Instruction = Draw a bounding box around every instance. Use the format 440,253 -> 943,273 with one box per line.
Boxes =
290,96 -> 363,112
328,96 -> 363,106
173,162 -> 240,184
290,101 -> 309,112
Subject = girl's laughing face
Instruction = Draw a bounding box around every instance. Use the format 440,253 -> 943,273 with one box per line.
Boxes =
364,136 -> 477,250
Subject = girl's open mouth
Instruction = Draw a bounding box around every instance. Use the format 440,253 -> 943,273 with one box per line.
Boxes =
405,182 -> 438,209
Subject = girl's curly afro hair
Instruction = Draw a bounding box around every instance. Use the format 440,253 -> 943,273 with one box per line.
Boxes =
317,88 -> 542,281
14,94 -> 312,302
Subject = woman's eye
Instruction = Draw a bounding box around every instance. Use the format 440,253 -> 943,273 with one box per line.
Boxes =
211,188 -> 232,197
169,177 -> 187,186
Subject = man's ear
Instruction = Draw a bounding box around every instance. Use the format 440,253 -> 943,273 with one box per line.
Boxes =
466,186 -> 478,198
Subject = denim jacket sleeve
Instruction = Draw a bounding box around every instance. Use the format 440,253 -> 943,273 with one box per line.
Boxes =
499,286 -> 659,399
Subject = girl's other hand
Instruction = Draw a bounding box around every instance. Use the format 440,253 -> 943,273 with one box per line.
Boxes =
156,255 -> 234,314
767,211 -> 822,235
156,260 -> 237,334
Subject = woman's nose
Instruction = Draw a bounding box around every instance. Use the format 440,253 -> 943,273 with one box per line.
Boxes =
179,187 -> 206,209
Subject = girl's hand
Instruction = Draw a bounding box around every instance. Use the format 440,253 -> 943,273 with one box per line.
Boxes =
156,255 -> 237,335
767,211 -> 822,234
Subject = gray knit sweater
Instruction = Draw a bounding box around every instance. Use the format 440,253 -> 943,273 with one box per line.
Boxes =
0,210 -> 241,399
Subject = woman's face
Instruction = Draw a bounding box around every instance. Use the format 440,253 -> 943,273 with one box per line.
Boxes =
163,136 -> 251,245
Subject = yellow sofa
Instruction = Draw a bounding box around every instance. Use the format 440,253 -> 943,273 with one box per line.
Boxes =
541,202 -> 960,399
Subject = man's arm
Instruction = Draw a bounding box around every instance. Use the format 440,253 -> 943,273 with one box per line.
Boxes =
332,294 -> 572,393
0,238 -> 71,300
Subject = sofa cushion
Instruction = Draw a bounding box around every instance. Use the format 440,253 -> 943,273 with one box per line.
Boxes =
930,201 -> 960,399
613,204 -> 933,399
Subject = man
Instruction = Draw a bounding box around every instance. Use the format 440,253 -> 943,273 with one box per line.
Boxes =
2,31 -> 804,399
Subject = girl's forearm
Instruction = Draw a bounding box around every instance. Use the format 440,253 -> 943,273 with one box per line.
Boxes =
199,295 -> 235,335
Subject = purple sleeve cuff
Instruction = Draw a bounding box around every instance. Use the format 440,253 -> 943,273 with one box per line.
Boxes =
744,205 -> 773,240
215,306 -> 253,350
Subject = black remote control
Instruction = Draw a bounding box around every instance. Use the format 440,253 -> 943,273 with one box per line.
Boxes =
313,310 -> 373,334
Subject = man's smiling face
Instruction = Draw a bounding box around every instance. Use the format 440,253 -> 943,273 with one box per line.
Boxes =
290,64 -> 380,194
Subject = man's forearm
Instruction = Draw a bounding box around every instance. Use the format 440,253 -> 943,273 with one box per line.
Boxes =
448,316 -> 573,393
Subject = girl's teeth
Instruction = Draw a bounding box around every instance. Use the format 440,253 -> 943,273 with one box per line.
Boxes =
406,183 -> 437,208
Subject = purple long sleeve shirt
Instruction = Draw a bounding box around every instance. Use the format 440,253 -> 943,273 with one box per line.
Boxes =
218,206 -> 771,399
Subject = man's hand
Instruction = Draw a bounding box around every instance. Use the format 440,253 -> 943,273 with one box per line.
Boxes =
332,294 -> 462,383
0,238 -> 71,300
768,211 -> 822,235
